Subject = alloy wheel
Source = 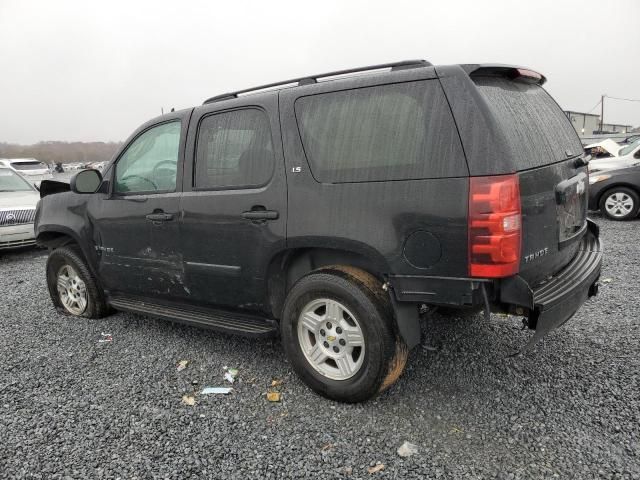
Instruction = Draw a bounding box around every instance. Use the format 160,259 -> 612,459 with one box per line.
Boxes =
297,298 -> 365,380
604,192 -> 635,218
56,265 -> 88,315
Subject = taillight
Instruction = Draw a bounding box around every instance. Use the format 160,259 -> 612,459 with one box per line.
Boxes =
468,174 -> 522,278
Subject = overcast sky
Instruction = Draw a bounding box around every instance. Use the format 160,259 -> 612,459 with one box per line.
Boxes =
1,0 -> 638,144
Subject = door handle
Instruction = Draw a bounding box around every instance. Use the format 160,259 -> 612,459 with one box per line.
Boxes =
241,209 -> 279,221
145,212 -> 174,222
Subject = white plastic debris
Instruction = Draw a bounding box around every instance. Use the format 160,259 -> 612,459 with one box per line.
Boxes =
98,333 -> 113,343
223,366 -> 239,384
176,360 -> 189,372
201,387 -> 233,395
397,441 -> 419,457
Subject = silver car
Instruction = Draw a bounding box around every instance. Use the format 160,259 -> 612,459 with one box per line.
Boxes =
0,167 -> 39,250
589,139 -> 640,172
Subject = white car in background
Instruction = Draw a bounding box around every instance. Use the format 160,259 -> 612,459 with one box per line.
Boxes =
589,139 -> 640,173
0,167 -> 39,250
0,158 -> 53,181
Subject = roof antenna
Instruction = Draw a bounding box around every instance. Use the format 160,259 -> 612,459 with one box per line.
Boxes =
171,107 -> 175,112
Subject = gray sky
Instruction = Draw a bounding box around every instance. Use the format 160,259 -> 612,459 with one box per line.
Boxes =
1,0 -> 639,144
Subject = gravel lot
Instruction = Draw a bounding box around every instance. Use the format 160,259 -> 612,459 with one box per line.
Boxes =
1,214 -> 638,479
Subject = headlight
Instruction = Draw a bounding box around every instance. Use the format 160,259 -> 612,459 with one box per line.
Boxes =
589,174 -> 611,185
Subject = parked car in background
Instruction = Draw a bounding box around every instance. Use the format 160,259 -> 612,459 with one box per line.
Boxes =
35,61 -> 602,402
0,167 -> 39,249
589,163 -> 640,220
87,161 -> 107,171
620,134 -> 640,145
589,139 -> 640,173
0,158 -> 53,181
584,139 -> 621,159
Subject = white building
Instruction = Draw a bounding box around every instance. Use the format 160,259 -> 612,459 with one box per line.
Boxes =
564,110 -> 633,137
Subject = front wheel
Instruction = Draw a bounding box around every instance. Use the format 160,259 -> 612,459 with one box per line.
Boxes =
46,245 -> 110,318
600,187 -> 640,220
281,266 -> 408,403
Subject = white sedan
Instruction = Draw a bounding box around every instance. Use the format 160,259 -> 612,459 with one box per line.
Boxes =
0,167 -> 40,250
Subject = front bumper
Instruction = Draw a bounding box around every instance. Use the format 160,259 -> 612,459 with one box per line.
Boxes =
501,219 -> 602,352
0,224 -> 36,250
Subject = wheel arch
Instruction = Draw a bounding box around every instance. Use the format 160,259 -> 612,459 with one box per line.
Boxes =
36,226 -> 99,278
266,245 -> 422,349
598,183 -> 640,210
266,245 -> 389,319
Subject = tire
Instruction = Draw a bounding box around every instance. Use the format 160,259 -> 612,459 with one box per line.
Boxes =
281,266 -> 408,403
599,187 -> 640,221
46,245 -> 110,318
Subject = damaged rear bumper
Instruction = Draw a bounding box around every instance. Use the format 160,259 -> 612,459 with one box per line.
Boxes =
501,219 -> 602,353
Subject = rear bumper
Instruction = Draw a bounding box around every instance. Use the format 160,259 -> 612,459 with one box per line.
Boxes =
500,219 -> 602,351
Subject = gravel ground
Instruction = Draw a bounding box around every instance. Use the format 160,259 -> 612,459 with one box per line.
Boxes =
0,214 -> 638,479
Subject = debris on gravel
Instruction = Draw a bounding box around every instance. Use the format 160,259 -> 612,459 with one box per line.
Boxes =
1,214 -> 639,479
397,441 -> 419,458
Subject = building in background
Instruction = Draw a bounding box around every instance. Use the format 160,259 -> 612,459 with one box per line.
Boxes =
564,110 -> 633,137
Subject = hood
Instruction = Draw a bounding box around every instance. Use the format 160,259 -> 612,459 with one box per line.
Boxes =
584,139 -> 621,157
0,190 -> 40,209
588,157 -> 639,172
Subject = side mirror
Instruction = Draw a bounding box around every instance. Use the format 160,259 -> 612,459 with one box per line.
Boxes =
71,169 -> 102,194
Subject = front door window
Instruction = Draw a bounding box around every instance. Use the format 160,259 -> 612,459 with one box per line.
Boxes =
115,121 -> 181,194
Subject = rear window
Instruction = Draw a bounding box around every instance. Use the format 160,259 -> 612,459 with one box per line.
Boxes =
295,80 -> 466,183
474,77 -> 583,170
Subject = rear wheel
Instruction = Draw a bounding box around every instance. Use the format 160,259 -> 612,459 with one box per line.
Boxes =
46,245 -> 110,318
600,187 -> 640,220
281,266 -> 408,402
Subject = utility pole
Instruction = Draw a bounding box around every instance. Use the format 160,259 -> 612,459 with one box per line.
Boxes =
599,94 -> 604,133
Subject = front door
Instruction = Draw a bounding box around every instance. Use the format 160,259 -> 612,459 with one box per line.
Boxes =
94,112 -> 191,299
180,92 -> 286,314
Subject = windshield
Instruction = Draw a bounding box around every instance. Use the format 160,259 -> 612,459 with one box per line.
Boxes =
0,168 -> 34,192
618,139 -> 640,157
12,161 -> 47,171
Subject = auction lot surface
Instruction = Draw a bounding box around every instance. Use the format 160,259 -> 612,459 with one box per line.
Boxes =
1,215 -> 638,479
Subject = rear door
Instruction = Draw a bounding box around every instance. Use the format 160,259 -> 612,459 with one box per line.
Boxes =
470,75 -> 588,285
180,92 -> 287,313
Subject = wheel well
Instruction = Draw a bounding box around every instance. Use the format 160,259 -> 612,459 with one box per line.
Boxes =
36,231 -> 76,249
266,248 -> 386,319
598,183 -> 640,205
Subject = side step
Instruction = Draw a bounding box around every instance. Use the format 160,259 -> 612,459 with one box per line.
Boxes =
109,296 -> 278,338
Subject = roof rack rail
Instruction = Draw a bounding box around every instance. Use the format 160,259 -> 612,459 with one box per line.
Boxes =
203,59 -> 432,104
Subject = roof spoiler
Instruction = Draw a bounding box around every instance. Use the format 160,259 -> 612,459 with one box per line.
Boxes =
461,64 -> 547,85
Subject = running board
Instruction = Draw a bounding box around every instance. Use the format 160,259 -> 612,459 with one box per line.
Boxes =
109,296 -> 278,338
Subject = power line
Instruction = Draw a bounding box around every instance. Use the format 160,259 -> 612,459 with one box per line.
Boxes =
586,99 -> 602,114
605,95 -> 640,103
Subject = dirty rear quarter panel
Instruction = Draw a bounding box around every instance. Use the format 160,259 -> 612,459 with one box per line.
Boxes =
279,72 -> 469,277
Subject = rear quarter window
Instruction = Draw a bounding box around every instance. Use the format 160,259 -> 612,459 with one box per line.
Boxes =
474,77 -> 583,170
294,80 -> 467,183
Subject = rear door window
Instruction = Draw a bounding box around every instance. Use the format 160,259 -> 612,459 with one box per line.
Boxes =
294,80 -> 466,183
474,77 -> 583,170
194,108 -> 274,189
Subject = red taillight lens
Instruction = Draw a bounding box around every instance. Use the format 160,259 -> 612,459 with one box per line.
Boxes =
469,174 -> 522,278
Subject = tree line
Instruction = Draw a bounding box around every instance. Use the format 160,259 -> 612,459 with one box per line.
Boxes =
0,141 -> 122,165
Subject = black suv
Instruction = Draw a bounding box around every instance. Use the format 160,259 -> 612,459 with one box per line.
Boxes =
36,60 -> 602,402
